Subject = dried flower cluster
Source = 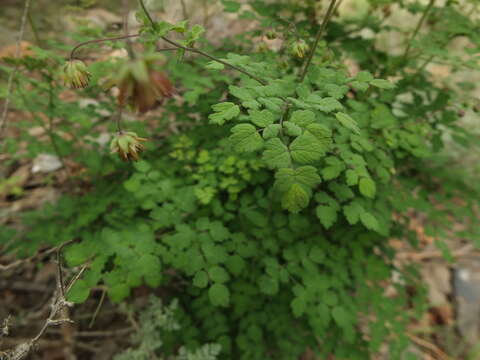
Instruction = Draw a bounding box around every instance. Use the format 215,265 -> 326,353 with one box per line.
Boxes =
110,131 -> 147,161
109,54 -> 175,113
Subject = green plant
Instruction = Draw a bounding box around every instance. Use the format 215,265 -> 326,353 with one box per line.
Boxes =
1,0 -> 479,359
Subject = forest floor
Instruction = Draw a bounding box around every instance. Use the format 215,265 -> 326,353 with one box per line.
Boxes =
1,1 -> 480,359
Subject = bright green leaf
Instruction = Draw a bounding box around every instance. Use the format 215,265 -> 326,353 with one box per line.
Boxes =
262,138 -> 291,169
209,283 -> 230,307
336,112 -> 360,134
229,124 -> 264,152
359,177 -> 376,198
209,102 -> 240,125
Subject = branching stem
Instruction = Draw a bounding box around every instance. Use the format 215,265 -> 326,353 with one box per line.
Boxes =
137,0 -> 267,85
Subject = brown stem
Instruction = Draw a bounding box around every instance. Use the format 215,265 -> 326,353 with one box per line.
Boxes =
69,34 -> 140,60
299,0 -> 337,82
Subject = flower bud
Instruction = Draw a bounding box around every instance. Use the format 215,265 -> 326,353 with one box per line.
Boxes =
265,30 -> 277,40
110,131 -> 148,161
62,59 -> 91,89
291,40 -> 309,59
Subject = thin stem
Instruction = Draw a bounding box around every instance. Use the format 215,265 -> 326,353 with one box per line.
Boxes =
138,0 -> 156,28
116,108 -> 124,132
180,0 -> 189,20
27,10 -> 41,45
0,0 -> 32,146
56,248 -> 66,298
299,0 -> 337,82
403,0 -> 436,59
46,77 -> 67,170
69,34 -> 139,60
163,37 -> 268,85
123,0 -> 136,59
88,289 -> 106,328
137,0 -> 267,85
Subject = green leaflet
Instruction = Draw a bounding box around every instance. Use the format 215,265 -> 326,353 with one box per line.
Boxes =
290,110 -> 315,127
229,123 -> 264,152
336,112 -> 360,134
209,102 -> 240,125
283,121 -> 302,137
290,131 -> 329,164
208,266 -> 230,283
316,205 -> 338,229
193,270 -> 209,288
208,283 -> 230,307
314,97 -> 343,113
359,177 -> 376,198
275,166 -> 321,212
370,79 -> 395,89
249,109 -> 275,127
262,124 -> 281,139
262,138 -> 291,168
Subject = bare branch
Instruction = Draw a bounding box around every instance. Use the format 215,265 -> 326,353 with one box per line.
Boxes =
0,239 -> 78,272
2,252 -> 87,360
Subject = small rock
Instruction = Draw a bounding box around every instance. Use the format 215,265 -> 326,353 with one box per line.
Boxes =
454,260 -> 480,344
32,154 -> 63,173
422,262 -> 451,306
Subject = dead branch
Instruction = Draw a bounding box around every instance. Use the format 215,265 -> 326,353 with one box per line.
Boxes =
1,251 -> 88,360
0,239 -> 78,272
407,332 -> 452,360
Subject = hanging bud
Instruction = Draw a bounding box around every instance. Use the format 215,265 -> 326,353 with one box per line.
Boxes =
109,54 -> 175,113
110,131 -> 148,161
62,59 -> 91,89
291,39 -> 309,59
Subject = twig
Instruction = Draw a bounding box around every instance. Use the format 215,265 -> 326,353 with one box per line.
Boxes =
0,239 -> 78,272
66,265 -> 88,294
299,0 -> 337,82
69,34 -> 140,60
0,0 -> 32,146
88,288 -> 106,328
137,0 -> 268,85
3,261 -> 87,360
398,243 -> 475,261
56,249 -> 66,298
407,333 -> 451,360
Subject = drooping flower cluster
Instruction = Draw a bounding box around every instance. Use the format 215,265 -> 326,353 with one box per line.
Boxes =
110,131 -> 147,161
108,54 -> 175,113
62,59 -> 92,89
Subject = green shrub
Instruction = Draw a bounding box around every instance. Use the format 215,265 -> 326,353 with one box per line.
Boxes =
1,0 -> 479,358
